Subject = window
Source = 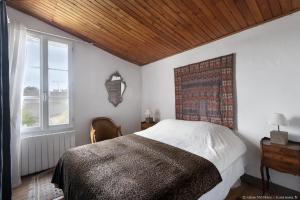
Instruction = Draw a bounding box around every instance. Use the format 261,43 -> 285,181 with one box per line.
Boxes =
22,33 -> 73,136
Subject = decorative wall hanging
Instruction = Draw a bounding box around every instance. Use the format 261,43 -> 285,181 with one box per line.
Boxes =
174,54 -> 235,129
105,71 -> 126,107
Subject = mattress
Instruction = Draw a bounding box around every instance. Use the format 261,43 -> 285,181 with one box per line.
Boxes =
135,119 -> 247,199
199,155 -> 245,200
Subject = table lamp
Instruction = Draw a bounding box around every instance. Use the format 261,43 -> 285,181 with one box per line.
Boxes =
268,113 -> 288,145
144,109 -> 153,123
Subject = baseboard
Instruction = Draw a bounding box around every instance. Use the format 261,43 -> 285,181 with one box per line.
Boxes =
241,174 -> 300,195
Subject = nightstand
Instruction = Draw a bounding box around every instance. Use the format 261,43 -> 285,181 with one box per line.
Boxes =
260,137 -> 300,194
141,121 -> 156,130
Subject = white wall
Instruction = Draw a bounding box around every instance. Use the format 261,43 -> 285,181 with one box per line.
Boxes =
7,7 -> 142,146
141,12 -> 300,191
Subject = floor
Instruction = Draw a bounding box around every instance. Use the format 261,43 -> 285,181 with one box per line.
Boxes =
12,170 -> 295,200
12,170 -> 63,200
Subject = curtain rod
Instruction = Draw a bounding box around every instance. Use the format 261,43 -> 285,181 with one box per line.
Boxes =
26,28 -> 92,45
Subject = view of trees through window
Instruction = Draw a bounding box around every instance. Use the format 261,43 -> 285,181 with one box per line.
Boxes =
22,35 -> 70,131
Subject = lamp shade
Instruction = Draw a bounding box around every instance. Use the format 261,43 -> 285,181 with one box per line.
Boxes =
144,109 -> 151,117
268,113 -> 288,126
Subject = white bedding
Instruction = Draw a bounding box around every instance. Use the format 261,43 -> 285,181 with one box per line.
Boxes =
200,155 -> 245,200
135,119 -> 247,173
135,119 -> 247,199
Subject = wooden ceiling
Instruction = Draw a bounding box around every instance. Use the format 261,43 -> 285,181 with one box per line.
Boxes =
8,0 -> 300,66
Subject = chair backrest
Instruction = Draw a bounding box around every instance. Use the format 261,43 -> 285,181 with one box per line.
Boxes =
90,117 -> 122,143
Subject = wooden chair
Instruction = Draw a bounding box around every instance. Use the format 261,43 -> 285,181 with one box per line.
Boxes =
90,117 -> 122,143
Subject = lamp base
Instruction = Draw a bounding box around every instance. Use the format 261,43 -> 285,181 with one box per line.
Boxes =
270,130 -> 288,145
145,117 -> 153,123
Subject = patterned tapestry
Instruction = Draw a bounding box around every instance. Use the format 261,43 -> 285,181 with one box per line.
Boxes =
174,54 -> 235,129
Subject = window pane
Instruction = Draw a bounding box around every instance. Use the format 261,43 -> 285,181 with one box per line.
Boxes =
22,97 -> 40,128
48,41 -> 68,70
22,35 -> 41,128
48,97 -> 69,126
25,36 -> 40,67
48,40 -> 69,126
48,70 -> 69,125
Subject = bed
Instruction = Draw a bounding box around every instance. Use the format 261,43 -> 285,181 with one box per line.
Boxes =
52,55 -> 243,199
52,119 -> 246,200
135,119 -> 247,200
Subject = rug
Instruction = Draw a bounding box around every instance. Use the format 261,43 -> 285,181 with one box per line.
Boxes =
35,169 -> 64,200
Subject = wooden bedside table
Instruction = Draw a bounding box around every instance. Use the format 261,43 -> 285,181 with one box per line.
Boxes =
141,121 -> 156,130
260,137 -> 300,194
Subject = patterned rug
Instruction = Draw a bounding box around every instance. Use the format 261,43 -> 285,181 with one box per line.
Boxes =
35,170 -> 64,200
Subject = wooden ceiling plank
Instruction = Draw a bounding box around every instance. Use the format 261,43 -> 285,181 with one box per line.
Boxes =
190,5 -> 224,38
56,0 -> 153,56
73,1 -> 154,48
176,0 -> 221,39
256,0 -> 273,20
191,0 -> 228,35
127,0 -> 194,46
148,0 -> 206,45
132,0 -> 197,47
268,0 -> 282,17
223,0 -> 248,28
111,0 -> 191,49
279,0 -> 292,13
292,0 -> 300,9
245,0 -> 264,23
95,0 -> 175,54
7,0 -> 300,65
234,0 -> 256,26
8,1 -> 54,20
158,1 -> 196,32
52,16 -> 151,63
48,2 -> 130,45
215,0 -> 241,31
90,3 -> 148,43
8,2 -> 146,65
109,0 -> 189,50
202,0 -> 235,33
101,0 -> 183,53
164,0 -> 214,41
49,1 -> 155,63
100,1 -> 183,55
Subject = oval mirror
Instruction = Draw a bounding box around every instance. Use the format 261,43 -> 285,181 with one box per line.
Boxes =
105,71 -> 126,107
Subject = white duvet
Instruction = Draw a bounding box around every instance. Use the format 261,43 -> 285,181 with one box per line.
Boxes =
135,119 -> 246,173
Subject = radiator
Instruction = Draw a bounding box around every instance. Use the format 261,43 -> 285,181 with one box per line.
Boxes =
21,131 -> 76,176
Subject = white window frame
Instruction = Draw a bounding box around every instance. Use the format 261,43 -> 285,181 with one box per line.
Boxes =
21,31 -> 74,137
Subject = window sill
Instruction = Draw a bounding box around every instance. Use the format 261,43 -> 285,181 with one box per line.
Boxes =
21,129 -> 76,139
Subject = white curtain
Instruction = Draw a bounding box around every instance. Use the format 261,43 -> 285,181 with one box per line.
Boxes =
9,22 -> 27,187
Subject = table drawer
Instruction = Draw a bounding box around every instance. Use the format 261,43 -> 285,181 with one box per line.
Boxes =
263,145 -> 300,157
263,158 -> 300,175
263,152 -> 300,165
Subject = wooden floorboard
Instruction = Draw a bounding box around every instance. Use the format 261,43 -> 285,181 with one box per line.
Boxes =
12,175 -> 35,200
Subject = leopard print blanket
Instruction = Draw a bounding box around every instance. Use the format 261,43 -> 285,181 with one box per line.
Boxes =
52,134 -> 221,200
